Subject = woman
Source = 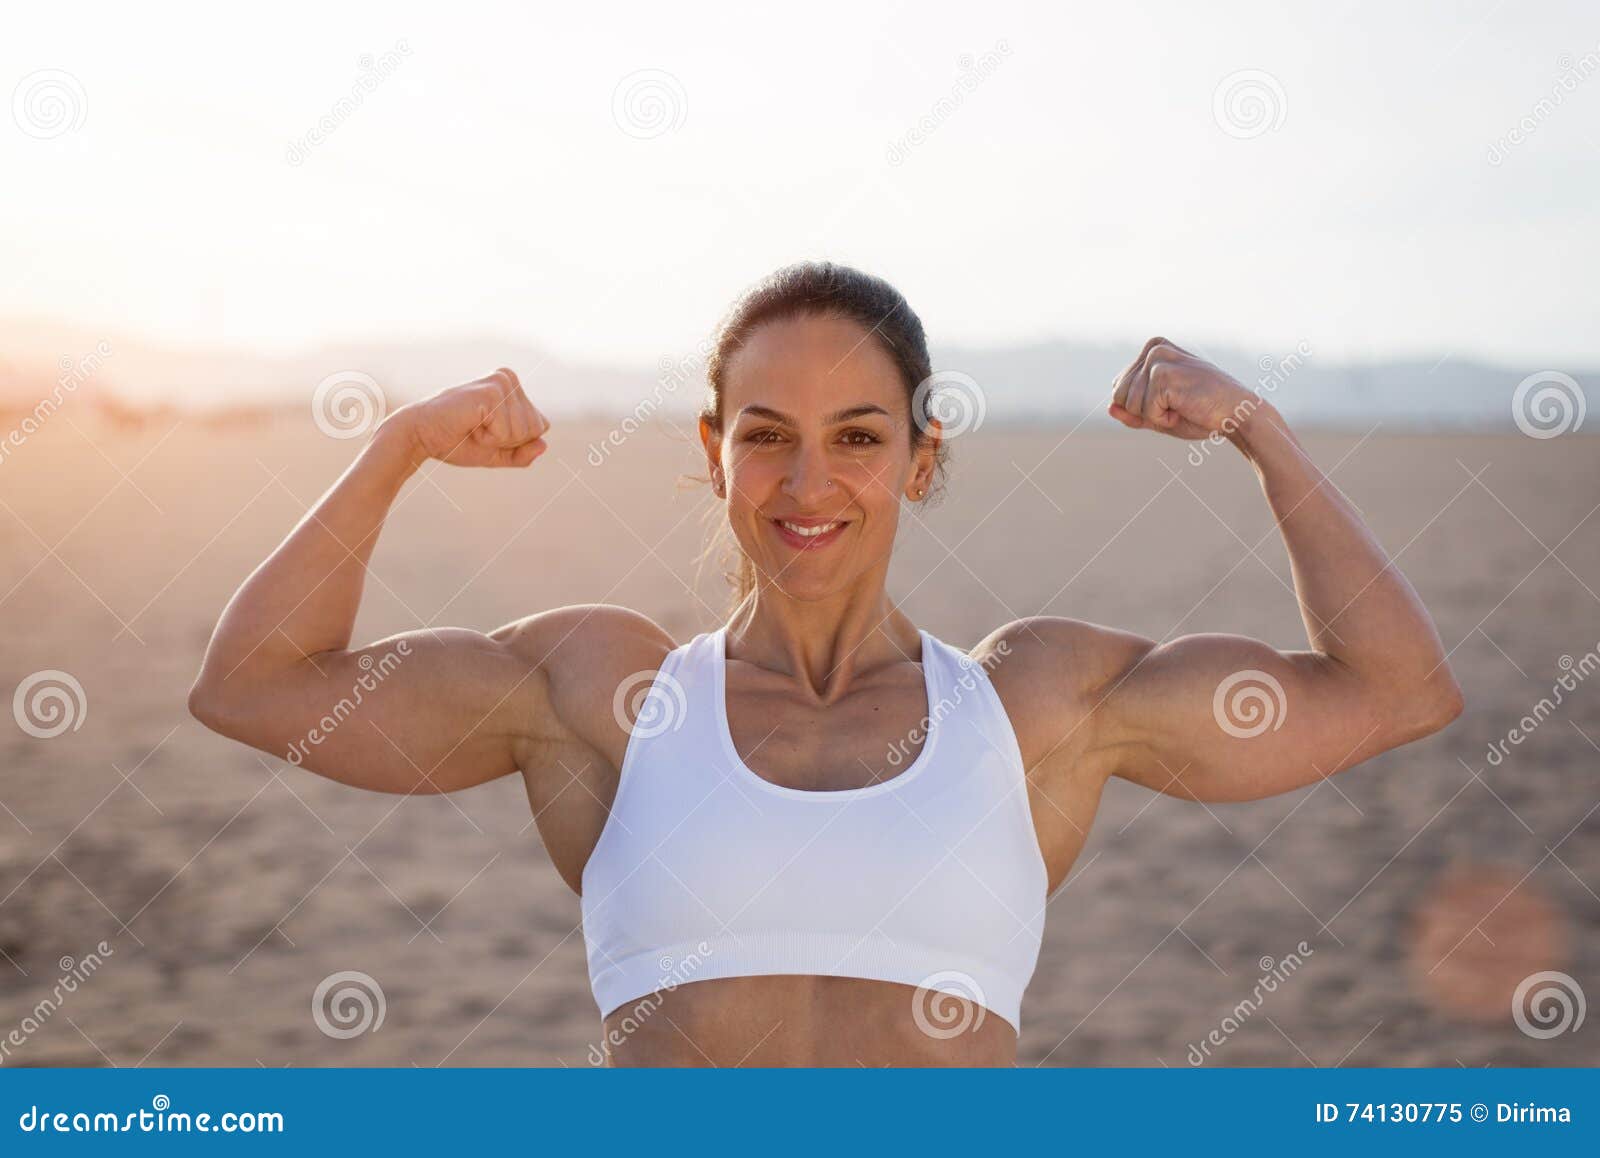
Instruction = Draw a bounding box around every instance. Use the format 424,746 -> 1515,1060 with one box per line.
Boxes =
189,262 -> 1464,1066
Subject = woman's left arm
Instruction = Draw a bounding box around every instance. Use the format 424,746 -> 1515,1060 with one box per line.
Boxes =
1056,338 -> 1464,802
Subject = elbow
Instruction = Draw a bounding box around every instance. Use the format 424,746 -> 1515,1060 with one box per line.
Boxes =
187,673 -> 238,736
1400,667 -> 1465,741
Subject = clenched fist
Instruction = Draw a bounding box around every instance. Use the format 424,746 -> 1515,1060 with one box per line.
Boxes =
1108,338 -> 1261,440
385,368 -> 551,469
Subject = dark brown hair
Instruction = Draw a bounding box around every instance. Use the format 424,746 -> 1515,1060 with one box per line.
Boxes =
698,261 -> 949,606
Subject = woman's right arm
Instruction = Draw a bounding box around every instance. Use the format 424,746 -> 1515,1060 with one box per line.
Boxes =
187,368 -> 661,794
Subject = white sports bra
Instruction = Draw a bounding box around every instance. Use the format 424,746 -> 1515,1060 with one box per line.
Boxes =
579,625 -> 1049,1033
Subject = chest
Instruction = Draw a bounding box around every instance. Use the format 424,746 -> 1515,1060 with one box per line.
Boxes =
722,664 -> 933,792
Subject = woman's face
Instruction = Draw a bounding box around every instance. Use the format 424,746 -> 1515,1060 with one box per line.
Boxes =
702,314 -> 936,603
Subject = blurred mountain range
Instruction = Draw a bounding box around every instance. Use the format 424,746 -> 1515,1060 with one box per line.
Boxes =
1,317 -> 1591,434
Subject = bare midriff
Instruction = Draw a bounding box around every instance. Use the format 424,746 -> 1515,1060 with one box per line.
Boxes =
596,974 -> 1017,1066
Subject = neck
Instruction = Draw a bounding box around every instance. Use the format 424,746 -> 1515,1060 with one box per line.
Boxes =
725,573 -> 921,703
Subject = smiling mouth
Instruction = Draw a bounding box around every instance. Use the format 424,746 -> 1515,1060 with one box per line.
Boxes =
771,517 -> 849,549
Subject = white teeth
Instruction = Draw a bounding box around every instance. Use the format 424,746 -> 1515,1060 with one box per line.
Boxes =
779,520 -> 842,538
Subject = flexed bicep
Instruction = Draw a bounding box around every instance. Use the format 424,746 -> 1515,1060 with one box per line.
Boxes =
1095,632 -> 1435,803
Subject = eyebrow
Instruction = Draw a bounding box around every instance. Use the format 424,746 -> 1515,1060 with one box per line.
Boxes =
736,404 -> 892,425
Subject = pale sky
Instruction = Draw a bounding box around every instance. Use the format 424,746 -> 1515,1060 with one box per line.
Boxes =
6,0 -> 1599,380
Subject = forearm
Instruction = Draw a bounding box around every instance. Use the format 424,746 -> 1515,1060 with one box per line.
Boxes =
1227,403 -> 1456,700
197,418 -> 422,686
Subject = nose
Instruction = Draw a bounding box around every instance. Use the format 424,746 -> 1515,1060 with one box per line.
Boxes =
781,444 -> 836,508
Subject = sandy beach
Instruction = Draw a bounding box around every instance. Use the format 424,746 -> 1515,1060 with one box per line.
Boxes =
1,412 -> 1595,1067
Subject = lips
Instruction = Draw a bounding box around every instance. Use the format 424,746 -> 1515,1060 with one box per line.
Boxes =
771,516 -> 849,550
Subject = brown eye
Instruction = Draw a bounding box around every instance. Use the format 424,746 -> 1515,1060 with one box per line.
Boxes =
744,428 -> 784,444
840,429 -> 882,446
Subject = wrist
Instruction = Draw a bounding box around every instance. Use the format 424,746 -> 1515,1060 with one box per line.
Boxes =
368,408 -> 429,477
1223,397 -> 1288,465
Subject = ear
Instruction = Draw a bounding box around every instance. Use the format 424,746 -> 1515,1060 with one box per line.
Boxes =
908,416 -> 941,499
698,414 -> 725,497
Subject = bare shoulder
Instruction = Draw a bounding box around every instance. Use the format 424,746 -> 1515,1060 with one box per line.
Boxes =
490,603 -> 677,752
969,616 -> 1158,774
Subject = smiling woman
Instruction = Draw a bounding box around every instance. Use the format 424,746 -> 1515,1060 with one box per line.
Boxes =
188,259 -> 1463,1067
